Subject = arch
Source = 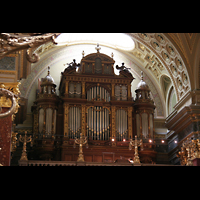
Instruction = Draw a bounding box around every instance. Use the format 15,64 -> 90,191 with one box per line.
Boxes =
160,74 -> 171,100
127,33 -> 191,102
167,86 -> 177,115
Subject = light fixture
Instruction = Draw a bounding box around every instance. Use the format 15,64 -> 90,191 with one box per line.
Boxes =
149,139 -> 152,143
161,140 -> 164,143
112,138 -> 115,142
123,138 -> 126,142
174,140 -> 177,144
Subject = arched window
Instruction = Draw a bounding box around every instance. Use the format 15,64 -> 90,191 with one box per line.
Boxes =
95,57 -> 102,74
168,86 -> 177,115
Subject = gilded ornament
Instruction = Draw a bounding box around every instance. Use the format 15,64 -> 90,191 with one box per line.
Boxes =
18,131 -> 33,161
74,133 -> 88,162
0,33 -> 60,63
129,135 -> 143,164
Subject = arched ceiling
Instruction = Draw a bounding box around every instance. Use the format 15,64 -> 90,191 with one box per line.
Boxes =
19,33 -> 195,119
127,33 -> 191,102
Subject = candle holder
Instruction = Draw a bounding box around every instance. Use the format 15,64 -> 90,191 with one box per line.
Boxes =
129,135 -> 143,164
18,131 -> 33,161
74,133 -> 88,162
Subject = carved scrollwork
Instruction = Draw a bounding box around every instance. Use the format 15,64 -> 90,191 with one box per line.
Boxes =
26,48 -> 40,63
0,33 -> 60,63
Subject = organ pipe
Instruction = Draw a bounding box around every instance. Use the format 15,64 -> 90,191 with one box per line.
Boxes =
87,107 -> 110,141
69,107 -> 81,139
87,86 -> 110,102
116,109 -> 128,141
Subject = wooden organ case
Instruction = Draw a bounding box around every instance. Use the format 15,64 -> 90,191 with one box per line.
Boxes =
60,50 -> 134,139
32,46 -> 157,163
60,47 -> 136,163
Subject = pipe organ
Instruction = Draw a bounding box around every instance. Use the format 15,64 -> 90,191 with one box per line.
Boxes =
59,46 -> 137,143
32,45 -> 156,162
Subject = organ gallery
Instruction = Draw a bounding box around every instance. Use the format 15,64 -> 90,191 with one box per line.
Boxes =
31,45 -> 156,163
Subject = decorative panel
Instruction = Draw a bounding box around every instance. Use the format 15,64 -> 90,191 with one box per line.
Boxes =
121,85 -> 127,101
95,58 -> 102,74
115,85 -> 120,100
104,64 -> 112,74
115,85 -> 127,101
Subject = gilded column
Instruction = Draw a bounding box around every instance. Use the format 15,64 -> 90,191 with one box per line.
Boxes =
81,105 -> 86,136
128,106 -> 133,139
111,83 -> 115,101
64,103 -> 69,137
65,81 -> 69,97
82,81 -> 85,99
127,84 -> 132,101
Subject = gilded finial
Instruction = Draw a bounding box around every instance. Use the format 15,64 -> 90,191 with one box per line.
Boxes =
141,71 -> 143,80
95,43 -> 101,53
0,83 -> 5,88
47,66 -> 50,76
111,52 -> 114,58
82,50 -> 85,58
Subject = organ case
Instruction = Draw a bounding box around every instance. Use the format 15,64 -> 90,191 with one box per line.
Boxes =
32,45 -> 157,163
59,47 -> 135,144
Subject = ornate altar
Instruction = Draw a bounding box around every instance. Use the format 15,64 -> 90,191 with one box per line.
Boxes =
32,45 -> 157,163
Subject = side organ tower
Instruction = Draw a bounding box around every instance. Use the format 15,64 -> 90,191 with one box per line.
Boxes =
32,66 -> 59,160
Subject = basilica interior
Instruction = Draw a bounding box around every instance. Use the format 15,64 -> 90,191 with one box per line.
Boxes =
1,33 -> 200,166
